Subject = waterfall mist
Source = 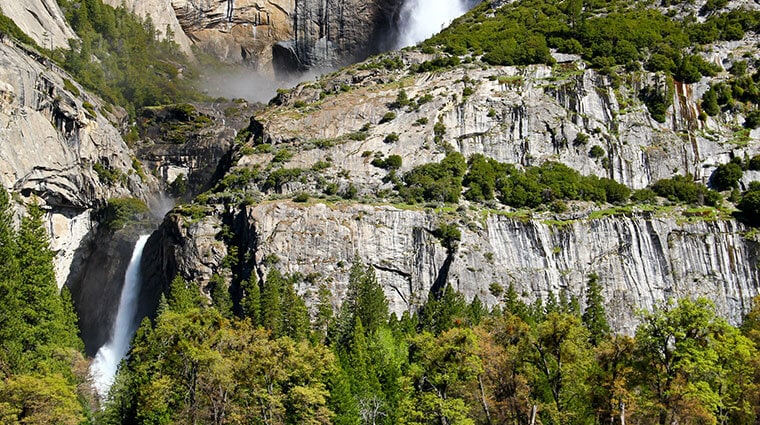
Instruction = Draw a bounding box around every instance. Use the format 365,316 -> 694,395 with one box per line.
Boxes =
395,0 -> 471,48
89,235 -> 150,400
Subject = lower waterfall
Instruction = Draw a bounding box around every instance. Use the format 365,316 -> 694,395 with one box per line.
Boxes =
89,234 -> 150,400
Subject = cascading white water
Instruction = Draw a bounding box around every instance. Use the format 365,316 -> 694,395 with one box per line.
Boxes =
89,235 -> 150,400
395,0 -> 470,48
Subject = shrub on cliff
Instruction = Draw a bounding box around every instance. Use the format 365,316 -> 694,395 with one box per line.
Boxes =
101,197 -> 149,230
711,163 -> 743,190
651,175 -> 721,206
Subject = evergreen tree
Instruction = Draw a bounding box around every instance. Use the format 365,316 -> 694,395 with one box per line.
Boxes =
240,272 -> 261,326
344,318 -> 381,399
504,283 -> 531,321
313,285 -> 334,344
345,260 -> 389,335
281,277 -> 310,341
420,283 -> 467,334
326,364 -> 360,425
167,275 -> 201,313
260,268 -> 284,336
209,274 -> 233,319
582,273 -> 610,345
14,203 -> 80,369
0,187 -> 21,371
468,296 -> 486,325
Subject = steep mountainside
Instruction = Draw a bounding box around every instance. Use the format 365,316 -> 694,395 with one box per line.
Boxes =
0,39 -> 158,286
121,0 -> 402,74
0,0 -> 78,49
103,0 -> 194,55
145,0 -> 760,330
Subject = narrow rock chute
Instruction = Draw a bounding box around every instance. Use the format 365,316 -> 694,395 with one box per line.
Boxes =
89,235 -> 150,400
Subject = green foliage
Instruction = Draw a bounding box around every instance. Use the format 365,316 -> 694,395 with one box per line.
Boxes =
390,89 -> 410,109
0,190 -> 85,421
711,163 -> 743,191
379,111 -> 396,124
371,154 -> 402,170
240,272 -> 260,325
62,79 -> 81,97
702,86 -> 721,116
432,223 -> 462,254
339,260 -> 389,339
419,283 -> 468,334
651,175 -> 722,206
101,197 -> 149,230
383,132 -> 399,144
413,55 -> 461,73
57,0 -> 200,117
0,12 -> 40,48
167,275 -> 202,312
589,145 -> 606,158
640,76 -> 674,123
581,273 -> 610,345
107,307 -> 336,424
399,152 -> 466,204
745,110 -> 760,129
634,298 -> 757,424
93,162 -> 126,185
209,274 -> 233,318
738,184 -> 760,225
263,167 -> 304,192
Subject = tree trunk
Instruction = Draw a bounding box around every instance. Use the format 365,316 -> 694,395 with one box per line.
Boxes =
478,375 -> 492,424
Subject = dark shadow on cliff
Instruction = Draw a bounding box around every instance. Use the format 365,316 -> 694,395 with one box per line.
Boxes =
67,225 -> 153,356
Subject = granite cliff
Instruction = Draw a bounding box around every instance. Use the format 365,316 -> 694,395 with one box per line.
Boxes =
144,33 -> 760,329
116,0 -> 403,74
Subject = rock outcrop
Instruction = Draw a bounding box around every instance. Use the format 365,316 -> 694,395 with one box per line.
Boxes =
143,30 -> 760,330
0,40 -> 158,289
258,54 -> 751,192
103,0 -> 194,55
149,201 -> 760,332
170,0 -> 402,74
0,0 -> 77,49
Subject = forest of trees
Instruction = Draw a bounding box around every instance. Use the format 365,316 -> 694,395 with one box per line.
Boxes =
97,261 -> 760,425
0,188 -> 89,424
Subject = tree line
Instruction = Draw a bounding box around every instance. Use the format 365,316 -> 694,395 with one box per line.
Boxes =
100,261 -> 760,425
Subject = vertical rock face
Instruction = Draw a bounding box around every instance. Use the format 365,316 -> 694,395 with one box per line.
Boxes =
146,202 -> 760,333
102,0 -> 194,55
0,40 -> 163,352
0,41 -> 157,287
170,0 -> 401,74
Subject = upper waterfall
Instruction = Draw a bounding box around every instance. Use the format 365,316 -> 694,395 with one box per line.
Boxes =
395,0 -> 471,48
89,235 -> 150,400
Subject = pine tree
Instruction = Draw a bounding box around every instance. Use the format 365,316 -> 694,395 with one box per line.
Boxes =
420,283 -> 467,334
209,274 -> 233,318
582,273 -> 610,345
326,364 -> 360,425
14,203 -> 80,369
0,187 -> 21,371
281,278 -> 309,341
240,272 -> 261,326
260,269 -> 284,336
167,275 -> 201,312
313,285 -> 334,343
468,296 -> 485,325
345,260 -> 389,335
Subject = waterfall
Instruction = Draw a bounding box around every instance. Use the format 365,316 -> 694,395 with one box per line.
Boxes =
395,0 -> 471,49
89,235 -> 150,400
